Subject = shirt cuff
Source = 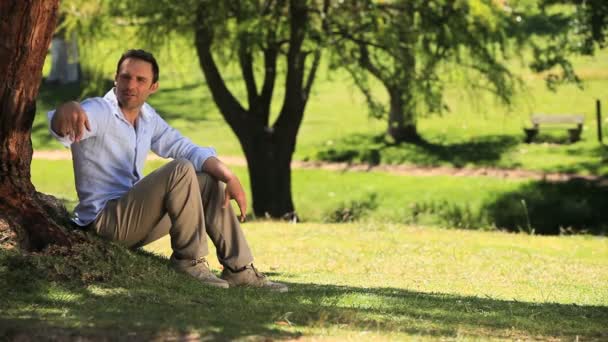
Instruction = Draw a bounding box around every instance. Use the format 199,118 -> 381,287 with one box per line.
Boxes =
47,110 -> 72,147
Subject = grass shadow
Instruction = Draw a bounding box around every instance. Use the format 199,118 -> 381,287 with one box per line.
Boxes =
1,247 -> 606,341
483,178 -> 608,235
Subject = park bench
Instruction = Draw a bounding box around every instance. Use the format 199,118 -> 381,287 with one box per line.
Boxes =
524,113 -> 584,143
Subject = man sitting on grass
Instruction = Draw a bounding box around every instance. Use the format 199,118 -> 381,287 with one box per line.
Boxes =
47,49 -> 287,292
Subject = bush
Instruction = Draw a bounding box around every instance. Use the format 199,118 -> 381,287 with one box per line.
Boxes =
483,179 -> 608,235
407,200 -> 489,230
324,193 -> 379,223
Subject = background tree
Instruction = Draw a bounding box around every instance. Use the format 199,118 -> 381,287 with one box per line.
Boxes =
192,0 -> 328,219
68,0 -> 329,220
328,0 -> 518,143
0,0 -> 77,251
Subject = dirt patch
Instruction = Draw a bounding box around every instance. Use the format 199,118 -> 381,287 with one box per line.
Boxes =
33,150 -> 606,183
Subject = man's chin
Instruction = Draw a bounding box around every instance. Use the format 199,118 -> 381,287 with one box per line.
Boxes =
119,98 -> 141,109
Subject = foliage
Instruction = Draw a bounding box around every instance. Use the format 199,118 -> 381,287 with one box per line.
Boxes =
505,0 -> 608,89
484,178 -> 608,234
407,199 -> 489,230
323,193 -> 378,223
326,0 -> 520,141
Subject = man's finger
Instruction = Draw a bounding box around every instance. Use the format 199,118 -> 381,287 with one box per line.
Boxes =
238,200 -> 247,222
84,116 -> 91,132
73,121 -> 82,142
75,115 -> 87,141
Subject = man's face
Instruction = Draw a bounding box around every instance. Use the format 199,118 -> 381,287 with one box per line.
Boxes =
114,58 -> 158,113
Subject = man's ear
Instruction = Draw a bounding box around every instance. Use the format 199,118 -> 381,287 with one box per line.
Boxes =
150,82 -> 159,93
113,74 -> 118,86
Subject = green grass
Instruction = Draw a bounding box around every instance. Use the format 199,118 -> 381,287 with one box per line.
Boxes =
31,158 -> 608,235
1,222 -> 606,340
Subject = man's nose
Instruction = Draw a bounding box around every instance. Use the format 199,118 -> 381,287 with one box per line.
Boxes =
126,78 -> 137,89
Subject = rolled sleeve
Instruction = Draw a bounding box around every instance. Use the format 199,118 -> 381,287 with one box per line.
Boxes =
150,113 -> 217,170
188,146 -> 218,171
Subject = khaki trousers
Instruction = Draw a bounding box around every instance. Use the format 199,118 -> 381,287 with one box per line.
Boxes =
93,159 -> 253,271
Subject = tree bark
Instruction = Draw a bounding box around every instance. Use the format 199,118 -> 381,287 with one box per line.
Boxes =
387,4 -> 422,144
387,88 -> 422,143
0,0 -> 76,251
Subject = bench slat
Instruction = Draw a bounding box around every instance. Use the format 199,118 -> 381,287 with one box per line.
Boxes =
531,114 -> 584,125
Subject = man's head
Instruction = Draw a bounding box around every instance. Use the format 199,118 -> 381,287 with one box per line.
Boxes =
114,49 -> 159,115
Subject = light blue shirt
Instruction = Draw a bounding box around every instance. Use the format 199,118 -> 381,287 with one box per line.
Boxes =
48,88 -> 217,225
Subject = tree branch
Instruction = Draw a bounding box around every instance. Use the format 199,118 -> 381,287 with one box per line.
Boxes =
194,8 -> 247,132
304,49 -> 321,99
238,39 -> 259,110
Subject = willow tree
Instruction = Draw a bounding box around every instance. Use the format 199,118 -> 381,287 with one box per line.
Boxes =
328,0 -> 517,143
0,0 -> 77,251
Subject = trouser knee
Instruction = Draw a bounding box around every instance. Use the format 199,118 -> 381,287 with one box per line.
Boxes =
165,158 -> 197,181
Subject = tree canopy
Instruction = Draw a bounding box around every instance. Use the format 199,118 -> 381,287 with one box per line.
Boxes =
327,0 -> 518,142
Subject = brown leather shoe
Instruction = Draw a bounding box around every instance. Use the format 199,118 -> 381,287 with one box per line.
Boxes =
170,255 -> 229,289
221,264 -> 288,292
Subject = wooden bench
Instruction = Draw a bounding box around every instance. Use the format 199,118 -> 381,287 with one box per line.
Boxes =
524,114 -> 584,143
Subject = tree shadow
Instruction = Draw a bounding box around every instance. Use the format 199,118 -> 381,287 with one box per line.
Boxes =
483,177 -> 608,235
316,133 -> 520,167
552,145 -> 608,175
413,135 -> 520,167
1,249 -> 606,340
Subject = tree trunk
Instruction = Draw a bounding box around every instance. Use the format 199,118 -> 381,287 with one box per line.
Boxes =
387,89 -> 422,143
244,129 -> 296,219
0,0 -> 76,251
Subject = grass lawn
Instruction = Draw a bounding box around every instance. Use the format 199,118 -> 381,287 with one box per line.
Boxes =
1,222 -> 606,340
31,159 -> 608,234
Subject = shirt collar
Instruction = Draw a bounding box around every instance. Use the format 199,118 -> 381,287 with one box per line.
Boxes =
103,88 -> 153,122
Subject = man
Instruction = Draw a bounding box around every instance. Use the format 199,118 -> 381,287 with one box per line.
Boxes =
48,49 -> 287,292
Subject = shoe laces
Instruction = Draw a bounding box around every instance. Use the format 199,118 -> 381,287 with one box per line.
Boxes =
191,257 -> 210,269
249,264 -> 265,279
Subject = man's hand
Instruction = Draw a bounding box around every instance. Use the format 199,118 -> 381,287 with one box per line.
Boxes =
202,156 -> 248,222
51,101 -> 91,142
223,176 -> 247,222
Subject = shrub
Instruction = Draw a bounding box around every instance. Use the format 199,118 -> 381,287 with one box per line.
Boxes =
407,200 -> 488,230
324,193 -> 379,223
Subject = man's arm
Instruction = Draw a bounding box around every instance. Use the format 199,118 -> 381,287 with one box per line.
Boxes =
148,112 -> 246,220
51,101 -> 91,142
202,156 -> 248,222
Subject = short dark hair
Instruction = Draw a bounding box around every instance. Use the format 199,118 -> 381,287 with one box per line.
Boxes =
116,49 -> 159,83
